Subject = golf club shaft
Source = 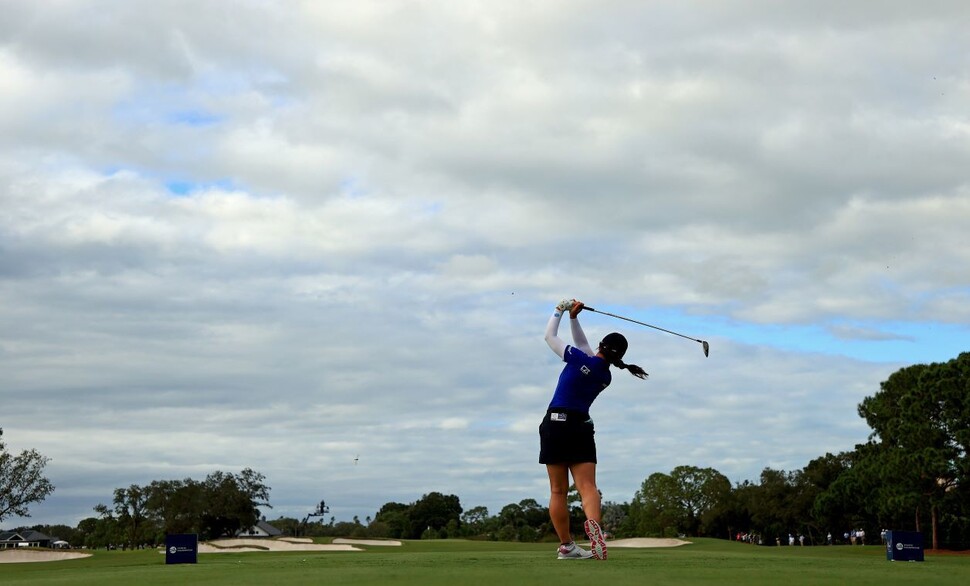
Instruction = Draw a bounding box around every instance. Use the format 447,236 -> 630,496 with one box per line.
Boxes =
584,306 -> 709,356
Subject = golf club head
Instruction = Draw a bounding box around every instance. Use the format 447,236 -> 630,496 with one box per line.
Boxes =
702,341 -> 710,357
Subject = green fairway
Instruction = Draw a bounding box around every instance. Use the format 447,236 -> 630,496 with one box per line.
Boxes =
1,539 -> 966,586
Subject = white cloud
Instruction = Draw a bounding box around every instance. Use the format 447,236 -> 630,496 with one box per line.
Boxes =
1,0 -> 968,527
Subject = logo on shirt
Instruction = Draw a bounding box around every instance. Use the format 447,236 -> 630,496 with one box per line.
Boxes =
580,365 -> 591,375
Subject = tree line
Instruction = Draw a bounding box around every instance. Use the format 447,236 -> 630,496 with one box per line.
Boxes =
19,469 -> 271,549
4,352 -> 968,549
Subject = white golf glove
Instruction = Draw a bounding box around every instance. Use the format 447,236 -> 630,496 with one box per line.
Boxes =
556,298 -> 577,312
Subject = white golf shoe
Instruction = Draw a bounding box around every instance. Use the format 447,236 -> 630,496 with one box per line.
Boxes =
557,541 -> 594,559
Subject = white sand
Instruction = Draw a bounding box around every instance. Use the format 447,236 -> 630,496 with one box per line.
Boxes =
200,538 -> 361,553
0,549 -> 92,563
608,537 -> 691,548
333,538 -> 403,546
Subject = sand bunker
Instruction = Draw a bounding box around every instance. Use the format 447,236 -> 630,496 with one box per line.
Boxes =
0,549 -> 93,563
609,537 -> 691,548
200,538 -> 361,553
333,538 -> 402,546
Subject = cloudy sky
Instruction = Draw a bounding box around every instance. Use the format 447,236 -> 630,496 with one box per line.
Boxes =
2,1 -> 968,529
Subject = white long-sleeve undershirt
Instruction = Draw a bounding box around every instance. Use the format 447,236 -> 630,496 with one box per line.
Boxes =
570,316 -> 594,356
545,311 -> 594,359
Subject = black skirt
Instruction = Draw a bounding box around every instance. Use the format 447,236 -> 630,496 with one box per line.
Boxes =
538,409 -> 597,464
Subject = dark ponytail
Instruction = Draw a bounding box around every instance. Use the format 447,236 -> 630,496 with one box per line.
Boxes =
599,332 -> 648,380
615,359 -> 648,380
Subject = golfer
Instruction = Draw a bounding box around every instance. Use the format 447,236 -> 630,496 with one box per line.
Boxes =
541,298 -> 648,560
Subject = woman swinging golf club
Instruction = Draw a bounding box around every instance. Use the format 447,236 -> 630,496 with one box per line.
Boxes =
541,298 -> 648,560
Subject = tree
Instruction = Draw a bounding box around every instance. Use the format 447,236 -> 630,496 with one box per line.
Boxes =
496,500 -> 546,542
408,492 -> 462,539
372,493 -> 464,540
727,480 -> 759,539
0,427 -> 55,522
373,502 -> 411,539
669,465 -> 732,536
517,498 -> 548,530
236,468 -> 272,510
200,469 -> 271,539
108,484 -> 156,547
749,467 -> 800,542
858,354 -> 970,549
630,466 -> 731,537
601,501 -> 629,537
145,478 -> 206,536
461,505 -> 490,536
498,502 -> 524,529
630,471 -> 680,537
91,503 -> 122,548
75,517 -> 100,547
94,468 -> 271,542
744,453 -> 854,545
815,441 -> 910,541
810,451 -> 860,538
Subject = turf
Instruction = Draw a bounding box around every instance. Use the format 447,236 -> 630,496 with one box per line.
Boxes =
1,539 -> 966,586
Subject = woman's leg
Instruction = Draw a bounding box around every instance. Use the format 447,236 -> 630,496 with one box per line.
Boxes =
571,461 -> 607,559
546,463 -> 572,543
569,462 -> 601,523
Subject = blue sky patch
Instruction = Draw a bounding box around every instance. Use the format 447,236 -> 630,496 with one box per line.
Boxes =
595,305 -> 967,366
165,178 -> 237,196
168,110 -> 224,126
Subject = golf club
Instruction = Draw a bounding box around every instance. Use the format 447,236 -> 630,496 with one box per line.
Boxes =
584,306 -> 710,357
